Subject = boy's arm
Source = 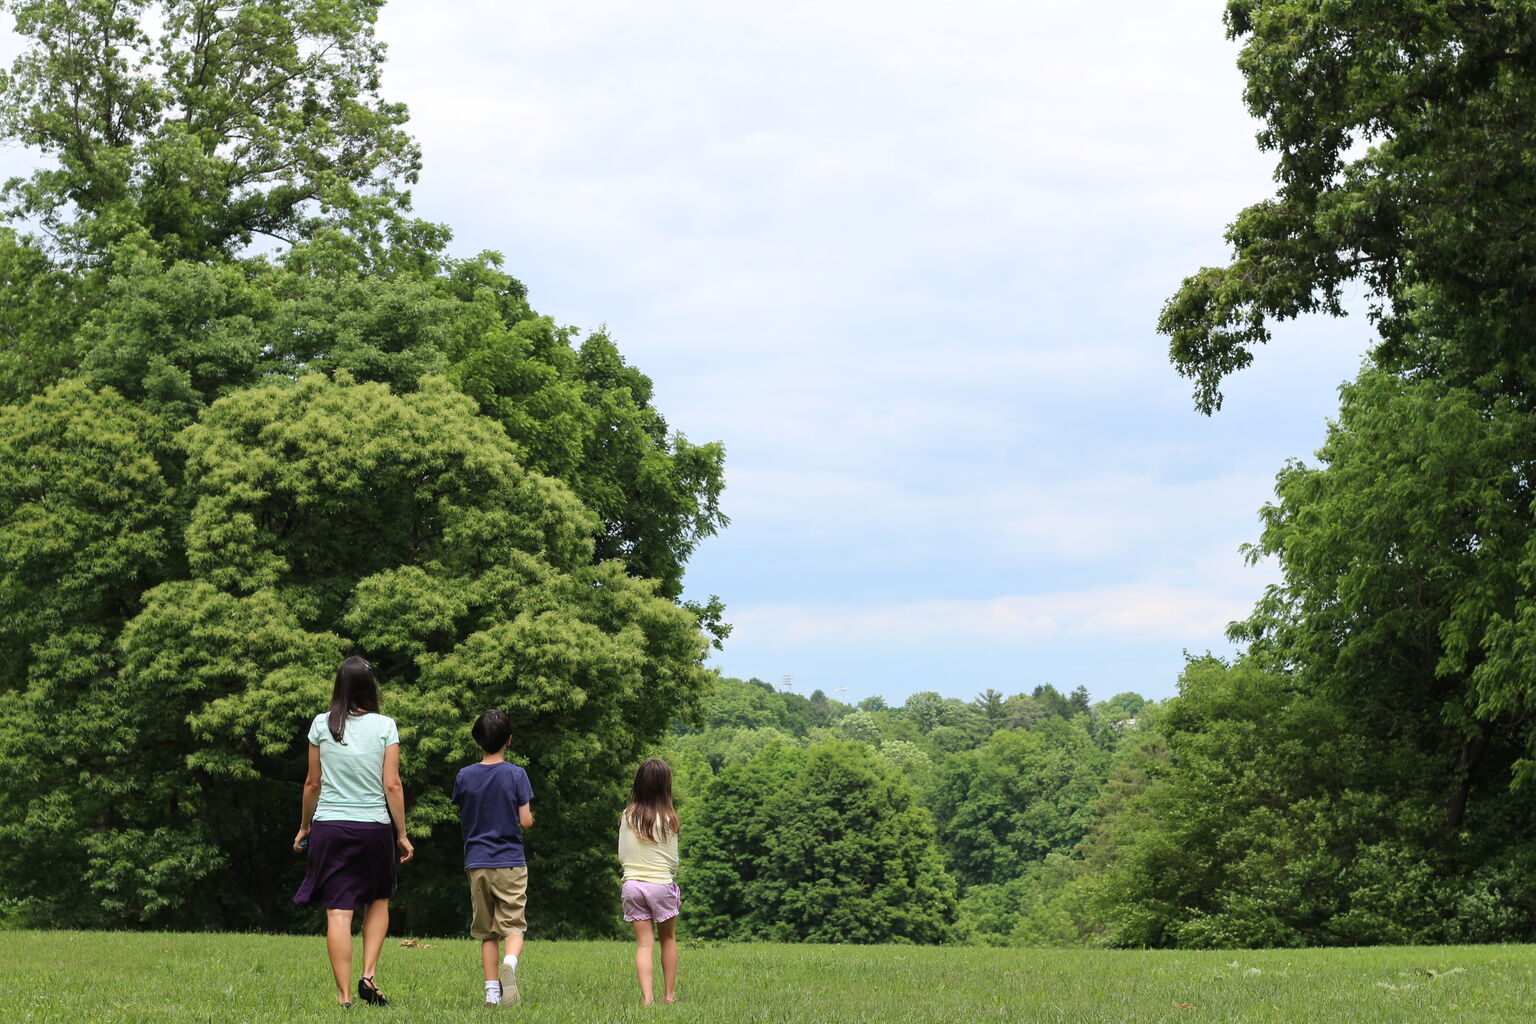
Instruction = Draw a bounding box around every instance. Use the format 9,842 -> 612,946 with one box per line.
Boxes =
517,767 -> 534,829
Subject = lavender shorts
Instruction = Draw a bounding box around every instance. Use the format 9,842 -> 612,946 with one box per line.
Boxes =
621,880 -> 681,923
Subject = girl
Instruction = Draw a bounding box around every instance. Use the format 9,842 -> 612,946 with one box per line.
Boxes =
618,757 -> 681,1006
293,656 -> 414,1008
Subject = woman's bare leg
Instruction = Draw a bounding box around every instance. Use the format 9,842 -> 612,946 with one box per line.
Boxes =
631,920 -> 656,1006
325,909 -> 354,1005
360,898 -> 389,982
657,916 -> 679,1003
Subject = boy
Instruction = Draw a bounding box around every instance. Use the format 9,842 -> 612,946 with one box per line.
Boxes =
453,709 -> 535,1007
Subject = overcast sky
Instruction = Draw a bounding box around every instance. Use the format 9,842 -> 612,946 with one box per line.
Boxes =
4,2 -> 1372,706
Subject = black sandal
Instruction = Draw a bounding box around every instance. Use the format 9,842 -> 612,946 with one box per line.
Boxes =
358,977 -> 388,1007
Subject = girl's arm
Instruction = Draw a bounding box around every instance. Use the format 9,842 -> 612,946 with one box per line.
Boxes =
382,742 -> 414,863
293,743 -> 322,851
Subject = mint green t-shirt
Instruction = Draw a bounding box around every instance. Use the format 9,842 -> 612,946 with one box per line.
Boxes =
308,712 -> 399,824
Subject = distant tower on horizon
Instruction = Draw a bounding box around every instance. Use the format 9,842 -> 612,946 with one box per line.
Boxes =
780,674 -> 794,692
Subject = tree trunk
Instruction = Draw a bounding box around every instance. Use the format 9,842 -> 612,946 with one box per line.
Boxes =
1447,719 -> 1496,828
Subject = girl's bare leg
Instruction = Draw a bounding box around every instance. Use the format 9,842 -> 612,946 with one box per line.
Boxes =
631,920 -> 656,1006
360,898 -> 389,982
325,909 -> 354,1005
657,916 -> 679,1003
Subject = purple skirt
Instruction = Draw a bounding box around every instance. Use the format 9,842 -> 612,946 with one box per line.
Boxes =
293,821 -> 397,910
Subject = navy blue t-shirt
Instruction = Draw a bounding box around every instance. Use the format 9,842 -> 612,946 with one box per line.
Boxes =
452,761 -> 535,869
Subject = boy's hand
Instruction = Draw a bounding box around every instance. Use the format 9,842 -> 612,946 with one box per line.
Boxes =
397,834 -> 415,863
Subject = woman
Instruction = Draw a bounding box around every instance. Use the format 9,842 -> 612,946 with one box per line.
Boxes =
293,656 -> 414,1008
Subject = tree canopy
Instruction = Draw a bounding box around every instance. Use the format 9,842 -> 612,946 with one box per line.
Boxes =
0,0 -> 420,261
1160,0 -> 1536,413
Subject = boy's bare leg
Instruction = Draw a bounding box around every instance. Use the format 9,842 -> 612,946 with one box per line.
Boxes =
631,920 -> 656,1006
482,938 -> 501,981
360,898 -> 389,982
498,931 -> 523,1006
657,917 -> 679,1003
325,908 -> 355,1005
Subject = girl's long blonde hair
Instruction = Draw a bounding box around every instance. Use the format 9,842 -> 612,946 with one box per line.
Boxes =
624,757 -> 679,843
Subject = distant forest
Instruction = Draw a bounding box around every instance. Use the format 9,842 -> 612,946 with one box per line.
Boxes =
655,676 -> 1147,944
663,655 -> 1536,948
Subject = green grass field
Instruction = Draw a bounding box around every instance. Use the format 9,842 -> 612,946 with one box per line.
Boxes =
3,931 -> 1534,1023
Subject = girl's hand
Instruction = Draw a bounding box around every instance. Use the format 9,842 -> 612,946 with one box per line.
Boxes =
397,834 -> 414,863
293,826 -> 310,853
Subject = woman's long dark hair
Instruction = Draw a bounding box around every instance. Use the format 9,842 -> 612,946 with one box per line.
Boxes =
624,757 -> 679,843
328,656 -> 380,743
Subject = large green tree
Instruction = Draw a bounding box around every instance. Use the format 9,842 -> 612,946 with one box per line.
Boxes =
0,373 -> 711,931
0,0 -> 726,933
1146,0 -> 1536,946
1234,371 -> 1536,829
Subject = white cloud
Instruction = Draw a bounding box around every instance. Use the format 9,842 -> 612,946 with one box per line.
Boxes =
730,572 -> 1262,647
711,464 -> 1276,571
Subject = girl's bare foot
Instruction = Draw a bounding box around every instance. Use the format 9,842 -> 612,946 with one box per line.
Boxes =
663,996 -> 678,1004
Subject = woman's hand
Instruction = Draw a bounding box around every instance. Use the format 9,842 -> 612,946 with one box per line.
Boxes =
293,826 -> 310,853
397,834 -> 414,863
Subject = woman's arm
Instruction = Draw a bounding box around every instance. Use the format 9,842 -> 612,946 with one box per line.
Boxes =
293,743 -> 322,852
382,742 -> 414,863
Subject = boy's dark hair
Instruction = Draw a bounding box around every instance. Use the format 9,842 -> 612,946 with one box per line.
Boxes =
472,708 -> 514,753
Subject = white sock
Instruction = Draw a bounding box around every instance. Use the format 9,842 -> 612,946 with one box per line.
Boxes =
485,980 -> 501,1003
504,954 -> 518,969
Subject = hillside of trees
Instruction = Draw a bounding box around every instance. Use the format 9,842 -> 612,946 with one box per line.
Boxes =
662,658 -> 1536,947
655,677 -> 1151,945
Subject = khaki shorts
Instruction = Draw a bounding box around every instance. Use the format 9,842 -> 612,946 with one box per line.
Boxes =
468,866 -> 528,939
